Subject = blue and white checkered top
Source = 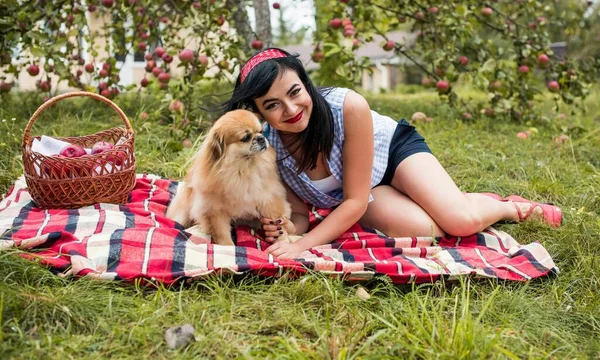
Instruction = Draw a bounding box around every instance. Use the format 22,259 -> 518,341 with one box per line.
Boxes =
264,87 -> 397,208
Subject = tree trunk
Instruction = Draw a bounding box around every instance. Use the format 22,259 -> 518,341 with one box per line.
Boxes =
225,0 -> 254,54
252,0 -> 272,47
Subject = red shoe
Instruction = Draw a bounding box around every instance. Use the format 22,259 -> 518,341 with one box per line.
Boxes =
504,195 -> 563,228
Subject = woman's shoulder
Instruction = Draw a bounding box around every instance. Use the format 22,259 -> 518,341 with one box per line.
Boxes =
320,87 -> 351,108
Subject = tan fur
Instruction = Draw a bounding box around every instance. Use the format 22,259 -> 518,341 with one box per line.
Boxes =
166,110 -> 296,246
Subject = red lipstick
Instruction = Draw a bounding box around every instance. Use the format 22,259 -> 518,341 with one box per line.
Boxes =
284,110 -> 304,124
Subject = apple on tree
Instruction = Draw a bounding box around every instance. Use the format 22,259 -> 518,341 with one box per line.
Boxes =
383,40 -> 395,52
436,80 -> 450,94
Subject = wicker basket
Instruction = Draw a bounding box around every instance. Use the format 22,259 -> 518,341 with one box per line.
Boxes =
22,91 -> 136,209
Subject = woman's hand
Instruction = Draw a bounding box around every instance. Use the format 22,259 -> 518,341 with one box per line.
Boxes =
260,216 -> 293,243
266,240 -> 305,259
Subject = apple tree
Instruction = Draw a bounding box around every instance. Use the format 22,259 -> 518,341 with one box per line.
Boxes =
310,0 -> 599,121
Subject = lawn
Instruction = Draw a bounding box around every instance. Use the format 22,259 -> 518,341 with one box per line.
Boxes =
0,87 -> 599,359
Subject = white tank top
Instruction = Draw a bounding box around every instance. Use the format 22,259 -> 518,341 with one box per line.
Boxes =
310,175 -> 342,194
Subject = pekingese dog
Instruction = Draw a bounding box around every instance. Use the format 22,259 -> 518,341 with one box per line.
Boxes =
166,109 -> 296,246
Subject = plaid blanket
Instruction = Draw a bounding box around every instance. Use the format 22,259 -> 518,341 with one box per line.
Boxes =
0,174 -> 558,284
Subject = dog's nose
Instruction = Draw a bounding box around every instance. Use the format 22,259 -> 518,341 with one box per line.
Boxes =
255,135 -> 266,145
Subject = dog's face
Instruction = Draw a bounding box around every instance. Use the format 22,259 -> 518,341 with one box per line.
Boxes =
208,110 -> 268,162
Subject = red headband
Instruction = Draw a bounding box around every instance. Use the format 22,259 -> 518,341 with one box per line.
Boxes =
240,49 -> 287,83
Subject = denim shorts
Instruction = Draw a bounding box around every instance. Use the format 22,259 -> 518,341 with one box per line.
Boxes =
377,119 -> 432,186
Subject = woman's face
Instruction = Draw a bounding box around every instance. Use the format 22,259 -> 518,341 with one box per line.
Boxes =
253,69 -> 313,134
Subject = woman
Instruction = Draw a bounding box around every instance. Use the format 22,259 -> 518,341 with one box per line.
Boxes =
222,48 -> 562,259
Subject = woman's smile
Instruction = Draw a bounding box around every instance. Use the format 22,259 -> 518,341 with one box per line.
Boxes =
284,110 -> 304,124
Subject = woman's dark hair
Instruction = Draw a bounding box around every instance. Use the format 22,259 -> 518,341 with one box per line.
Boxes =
222,48 -> 334,174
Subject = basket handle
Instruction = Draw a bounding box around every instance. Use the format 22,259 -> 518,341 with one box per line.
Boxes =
23,91 -> 133,145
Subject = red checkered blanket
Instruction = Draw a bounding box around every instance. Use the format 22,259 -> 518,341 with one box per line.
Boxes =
0,174 -> 558,284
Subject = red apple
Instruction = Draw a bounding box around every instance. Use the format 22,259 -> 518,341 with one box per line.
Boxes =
98,82 -> 108,90
92,141 -> 114,154
178,49 -> 194,63
518,65 -> 529,74
428,6 -> 439,14
537,54 -> 550,68
60,144 -> 87,158
516,132 -> 529,139
99,69 -> 108,77
169,100 -> 184,113
251,40 -> 264,50
480,7 -> 493,17
197,54 -> 208,66
273,2 -> 280,9
330,18 -> 342,29
436,80 -> 450,93
152,67 -> 163,77
144,53 -> 153,61
100,89 -> 112,98
88,5 -> 96,11
27,64 -> 40,76
215,16 -> 225,26
342,18 -> 352,27
0,81 -> 12,93
421,77 -> 433,88
154,47 -> 166,58
382,40 -> 395,52
84,63 -> 95,73
457,56 -> 469,67
102,0 -> 113,7
38,80 -> 51,92
145,60 -> 156,72
547,81 -> 560,92
158,72 -> 171,83
162,54 -> 173,63
311,52 -> 324,63
141,78 -> 149,87
462,112 -> 473,120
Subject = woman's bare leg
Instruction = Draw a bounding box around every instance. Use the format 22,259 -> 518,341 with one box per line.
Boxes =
360,153 -> 520,237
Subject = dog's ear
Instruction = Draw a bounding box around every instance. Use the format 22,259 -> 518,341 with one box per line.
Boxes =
209,130 -> 225,162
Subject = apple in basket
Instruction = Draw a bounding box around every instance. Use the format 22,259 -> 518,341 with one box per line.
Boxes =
92,141 -> 124,166
43,155 -> 81,178
41,145 -> 87,178
92,141 -> 114,154
60,144 -> 87,158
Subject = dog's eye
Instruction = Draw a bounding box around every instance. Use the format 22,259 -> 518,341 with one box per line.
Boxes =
241,134 -> 252,142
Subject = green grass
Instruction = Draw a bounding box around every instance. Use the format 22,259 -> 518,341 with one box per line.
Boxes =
1,89 -> 599,358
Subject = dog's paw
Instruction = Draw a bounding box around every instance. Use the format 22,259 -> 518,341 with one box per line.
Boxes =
184,225 -> 211,245
287,235 -> 302,243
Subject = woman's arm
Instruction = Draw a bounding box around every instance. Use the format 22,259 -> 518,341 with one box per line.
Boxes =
266,91 -> 375,258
